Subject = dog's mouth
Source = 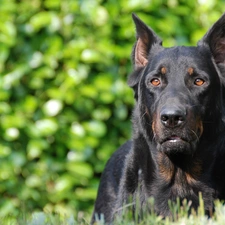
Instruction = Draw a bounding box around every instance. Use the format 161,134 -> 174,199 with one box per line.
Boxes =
161,135 -> 186,143
159,135 -> 194,155
164,136 -> 185,143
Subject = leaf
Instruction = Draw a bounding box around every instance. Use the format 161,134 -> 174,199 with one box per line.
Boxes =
35,119 -> 58,136
66,162 -> 93,179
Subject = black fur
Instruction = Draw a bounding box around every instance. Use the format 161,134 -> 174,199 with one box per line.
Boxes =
91,13 -> 225,224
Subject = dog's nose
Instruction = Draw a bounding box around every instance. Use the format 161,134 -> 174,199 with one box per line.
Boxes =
160,107 -> 186,128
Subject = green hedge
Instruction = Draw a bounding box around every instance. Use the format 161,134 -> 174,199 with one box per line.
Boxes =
0,0 -> 224,217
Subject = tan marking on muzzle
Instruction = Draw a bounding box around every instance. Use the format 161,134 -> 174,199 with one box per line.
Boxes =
197,120 -> 203,137
151,113 -> 157,134
145,106 -> 150,116
152,121 -> 155,134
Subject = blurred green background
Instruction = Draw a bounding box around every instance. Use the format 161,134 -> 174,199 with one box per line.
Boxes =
0,0 -> 224,218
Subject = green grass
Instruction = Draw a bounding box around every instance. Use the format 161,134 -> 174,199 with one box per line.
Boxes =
93,196 -> 225,225
2,198 -> 225,225
0,212 -> 89,225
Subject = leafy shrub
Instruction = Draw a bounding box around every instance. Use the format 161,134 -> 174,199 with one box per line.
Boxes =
0,0 -> 224,217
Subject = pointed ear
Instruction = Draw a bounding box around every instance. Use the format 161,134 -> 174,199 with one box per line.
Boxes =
132,13 -> 162,69
198,13 -> 225,64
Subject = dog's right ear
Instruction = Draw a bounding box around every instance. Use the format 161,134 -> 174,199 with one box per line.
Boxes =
131,14 -> 162,69
128,14 -> 162,90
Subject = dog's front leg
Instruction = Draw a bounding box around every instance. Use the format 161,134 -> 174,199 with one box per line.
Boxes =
113,139 -> 155,221
113,152 -> 139,220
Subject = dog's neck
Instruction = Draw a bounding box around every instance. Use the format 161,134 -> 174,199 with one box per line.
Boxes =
152,150 -> 215,215
156,152 -> 202,186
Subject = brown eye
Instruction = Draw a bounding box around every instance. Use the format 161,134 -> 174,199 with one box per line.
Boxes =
194,78 -> 205,86
150,78 -> 161,86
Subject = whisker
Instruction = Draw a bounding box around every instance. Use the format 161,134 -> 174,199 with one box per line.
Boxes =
141,111 -> 147,120
189,129 -> 200,142
152,134 -> 157,142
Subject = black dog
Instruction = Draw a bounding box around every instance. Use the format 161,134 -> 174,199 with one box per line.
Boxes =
91,13 -> 225,224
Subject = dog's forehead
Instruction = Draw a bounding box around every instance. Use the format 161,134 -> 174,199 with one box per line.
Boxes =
150,46 -> 210,71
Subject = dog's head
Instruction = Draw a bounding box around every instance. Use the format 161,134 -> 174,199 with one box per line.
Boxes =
129,14 -> 225,155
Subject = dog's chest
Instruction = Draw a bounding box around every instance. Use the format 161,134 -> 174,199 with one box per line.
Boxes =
146,170 -> 214,216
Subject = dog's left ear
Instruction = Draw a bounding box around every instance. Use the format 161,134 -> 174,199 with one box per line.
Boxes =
198,13 -> 225,64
